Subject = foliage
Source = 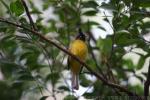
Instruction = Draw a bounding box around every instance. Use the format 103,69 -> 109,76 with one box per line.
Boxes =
0,0 -> 150,100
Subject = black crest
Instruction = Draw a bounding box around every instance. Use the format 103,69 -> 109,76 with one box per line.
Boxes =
76,28 -> 85,41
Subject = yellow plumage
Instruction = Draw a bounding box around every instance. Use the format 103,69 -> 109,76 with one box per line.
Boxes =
68,39 -> 88,90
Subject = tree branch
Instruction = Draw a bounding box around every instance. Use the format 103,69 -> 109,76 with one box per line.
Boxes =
0,18 -> 143,98
144,60 -> 150,100
103,12 -> 117,84
20,0 -> 37,31
87,21 -> 106,79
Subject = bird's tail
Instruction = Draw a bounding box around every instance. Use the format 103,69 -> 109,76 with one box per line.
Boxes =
71,73 -> 79,90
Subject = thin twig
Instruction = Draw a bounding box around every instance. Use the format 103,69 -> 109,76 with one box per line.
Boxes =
103,7 -> 124,95
86,20 -> 106,79
106,62 -> 117,83
20,0 -> 37,31
0,18 -> 143,98
103,12 -> 117,84
103,12 -> 114,30
51,47 -> 57,100
37,43 -> 53,73
103,12 -> 115,60
20,1 -> 55,97
0,0 -> 13,16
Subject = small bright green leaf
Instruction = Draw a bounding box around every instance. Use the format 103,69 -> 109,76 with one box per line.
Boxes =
88,21 -> 99,26
122,59 -> 135,69
86,59 -> 96,70
128,85 -> 143,95
10,0 -> 24,16
136,55 -> 146,70
30,8 -> 42,14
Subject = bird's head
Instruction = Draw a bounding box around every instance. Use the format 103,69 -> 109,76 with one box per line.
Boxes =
76,28 -> 86,41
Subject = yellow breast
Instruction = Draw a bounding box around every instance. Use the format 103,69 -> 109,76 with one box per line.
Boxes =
69,39 -> 88,74
70,39 -> 88,60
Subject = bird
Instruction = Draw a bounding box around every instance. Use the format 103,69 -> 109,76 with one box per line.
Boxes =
68,29 -> 88,90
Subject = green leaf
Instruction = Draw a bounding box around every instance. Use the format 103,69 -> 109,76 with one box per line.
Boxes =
122,59 -> 135,69
87,21 -> 99,26
40,96 -> 49,100
142,21 -> 150,30
136,55 -> 146,70
58,86 -> 70,91
0,61 -> 19,78
19,51 -> 33,61
82,0 -> 99,9
128,85 -> 143,95
17,74 -> 34,81
86,59 -> 97,70
0,81 -> 22,100
0,22 -> 16,33
63,95 -> 77,100
83,92 -> 94,99
134,0 -> 150,7
65,0 -> 78,5
114,14 -> 129,30
46,72 -> 60,85
82,21 -> 100,32
0,22 -> 9,32
10,0 -> 24,16
12,81 -> 24,89
115,31 -> 139,46
135,75 -> 144,82
80,75 -> 92,87
98,26 -> 106,31
100,2 -> 115,11
83,10 -> 97,16
97,36 -> 112,56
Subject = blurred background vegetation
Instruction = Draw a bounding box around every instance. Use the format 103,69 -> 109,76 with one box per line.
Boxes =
0,0 -> 150,100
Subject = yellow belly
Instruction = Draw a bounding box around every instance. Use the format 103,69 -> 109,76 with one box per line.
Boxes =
69,40 -> 88,74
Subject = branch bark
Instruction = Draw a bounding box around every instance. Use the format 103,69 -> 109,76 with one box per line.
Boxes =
144,60 -> 150,100
0,18 -> 143,99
